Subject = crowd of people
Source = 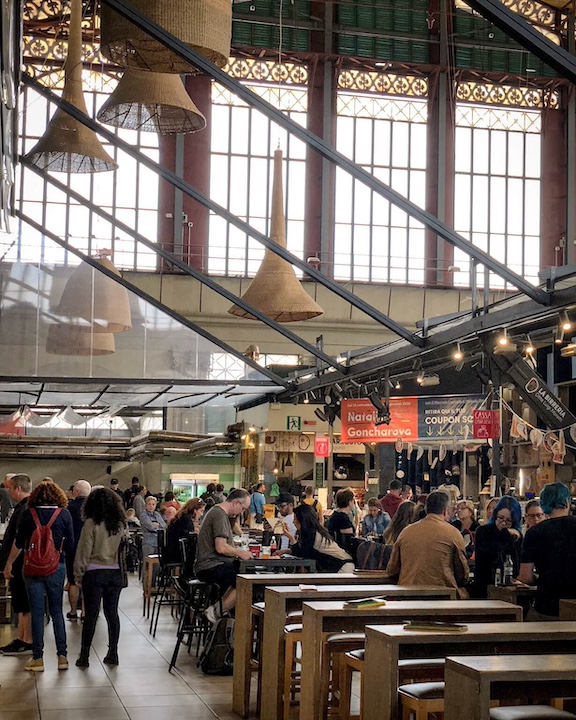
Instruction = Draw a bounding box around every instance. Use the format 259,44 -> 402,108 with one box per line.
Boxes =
0,471 -> 574,672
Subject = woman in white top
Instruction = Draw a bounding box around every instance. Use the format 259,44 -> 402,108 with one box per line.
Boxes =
283,503 -> 354,573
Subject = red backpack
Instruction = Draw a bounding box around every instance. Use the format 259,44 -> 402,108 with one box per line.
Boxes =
24,508 -> 63,577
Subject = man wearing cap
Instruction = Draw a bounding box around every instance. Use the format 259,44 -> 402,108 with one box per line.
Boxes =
110,478 -> 123,500
273,493 -> 297,550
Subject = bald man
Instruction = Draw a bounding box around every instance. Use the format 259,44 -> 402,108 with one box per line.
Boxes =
67,480 -> 91,620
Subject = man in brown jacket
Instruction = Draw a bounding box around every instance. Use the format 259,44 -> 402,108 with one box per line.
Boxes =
386,490 -> 469,597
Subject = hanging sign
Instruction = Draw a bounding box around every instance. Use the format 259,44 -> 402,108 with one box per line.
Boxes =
314,435 -> 331,458
473,409 -> 501,440
340,395 -> 484,443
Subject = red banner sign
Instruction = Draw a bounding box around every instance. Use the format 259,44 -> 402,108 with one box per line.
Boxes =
340,398 -> 419,443
473,409 -> 500,440
314,435 -> 331,458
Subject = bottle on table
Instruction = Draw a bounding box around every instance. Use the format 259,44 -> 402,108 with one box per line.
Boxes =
503,554 -> 514,585
494,568 -> 502,586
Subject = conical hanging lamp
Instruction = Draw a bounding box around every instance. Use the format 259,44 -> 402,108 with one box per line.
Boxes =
96,68 -> 206,134
46,324 -> 116,356
228,149 -> 323,322
100,0 -> 231,73
56,256 -> 132,333
24,0 -> 117,173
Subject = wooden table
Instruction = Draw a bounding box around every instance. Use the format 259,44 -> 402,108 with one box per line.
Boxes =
300,600 -> 522,720
238,556 -> 317,573
233,573 -> 392,718
261,585 -> 456,720
445,654 -> 576,720
559,598 -> 576,620
487,583 -> 537,618
363,621 -> 576,720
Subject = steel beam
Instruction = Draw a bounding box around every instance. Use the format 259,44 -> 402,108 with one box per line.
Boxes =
99,0 -> 551,306
23,77 -> 422,349
462,0 -> 576,85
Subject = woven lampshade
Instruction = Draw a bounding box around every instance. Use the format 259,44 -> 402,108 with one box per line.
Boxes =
24,0 -> 117,173
228,149 -> 323,323
46,324 -> 116,356
100,0 -> 231,73
96,68 -> 206,134
56,256 -> 132,333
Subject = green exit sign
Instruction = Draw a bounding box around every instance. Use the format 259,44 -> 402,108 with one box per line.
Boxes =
287,416 -> 301,431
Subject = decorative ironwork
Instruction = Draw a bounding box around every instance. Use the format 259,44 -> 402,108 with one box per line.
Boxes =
456,80 -> 559,109
213,82 -> 308,112
223,57 -> 308,85
337,93 -> 428,122
338,70 -> 428,98
456,103 -> 541,132
455,0 -> 561,42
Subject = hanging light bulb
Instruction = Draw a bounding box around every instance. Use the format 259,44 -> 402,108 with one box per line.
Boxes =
303,393 -> 310,404
561,312 -> 572,332
525,336 -> 535,355
498,330 -> 509,346
453,343 -> 463,362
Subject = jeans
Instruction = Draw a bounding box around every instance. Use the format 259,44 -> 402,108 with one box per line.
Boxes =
80,569 -> 123,656
24,563 -> 67,660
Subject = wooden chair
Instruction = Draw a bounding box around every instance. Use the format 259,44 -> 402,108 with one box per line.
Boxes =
397,682 -> 445,720
489,708 -> 576,720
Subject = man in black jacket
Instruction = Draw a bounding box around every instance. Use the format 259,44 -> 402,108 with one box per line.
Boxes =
67,479 -> 91,620
0,473 -> 32,654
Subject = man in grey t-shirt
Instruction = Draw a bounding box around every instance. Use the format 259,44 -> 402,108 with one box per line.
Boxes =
194,488 -> 252,623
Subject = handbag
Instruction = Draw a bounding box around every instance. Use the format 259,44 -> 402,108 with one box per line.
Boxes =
118,536 -> 129,588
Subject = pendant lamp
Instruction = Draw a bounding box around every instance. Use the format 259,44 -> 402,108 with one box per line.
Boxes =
228,149 -> 323,322
46,324 -> 116,356
96,68 -> 206,134
56,256 -> 132,334
100,0 -> 232,73
24,0 -> 117,173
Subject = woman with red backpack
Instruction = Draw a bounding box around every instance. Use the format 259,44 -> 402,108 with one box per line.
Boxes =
3,480 -> 74,672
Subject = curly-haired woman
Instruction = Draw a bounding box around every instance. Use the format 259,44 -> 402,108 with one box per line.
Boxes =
74,487 -> 127,668
4,480 -> 75,672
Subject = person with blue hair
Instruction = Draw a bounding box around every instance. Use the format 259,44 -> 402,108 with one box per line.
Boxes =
472,495 -> 523,598
519,482 -> 576,617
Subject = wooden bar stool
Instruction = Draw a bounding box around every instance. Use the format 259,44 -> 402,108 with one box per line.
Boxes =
320,633 -> 367,718
339,653 -> 446,720
283,623 -> 303,720
397,682 -> 445,720
489,708 -> 576,720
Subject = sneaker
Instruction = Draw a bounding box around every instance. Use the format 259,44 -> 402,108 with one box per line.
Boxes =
24,658 -> 44,672
57,655 -> 69,670
204,603 -> 220,625
0,639 -> 33,655
75,655 -> 89,668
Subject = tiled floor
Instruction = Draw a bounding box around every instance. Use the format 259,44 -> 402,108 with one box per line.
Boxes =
0,578 -> 361,719
0,578 -> 244,720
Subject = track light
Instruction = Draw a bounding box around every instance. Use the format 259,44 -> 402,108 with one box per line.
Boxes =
368,391 -> 385,413
453,343 -> 463,362
561,312 -> 572,332
525,336 -> 534,355
416,373 -> 424,385
419,374 -> 440,387
303,393 -> 309,404
556,329 -> 564,345
493,329 -> 517,354
314,408 -> 327,422
561,343 -> 576,357
394,380 -> 401,390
